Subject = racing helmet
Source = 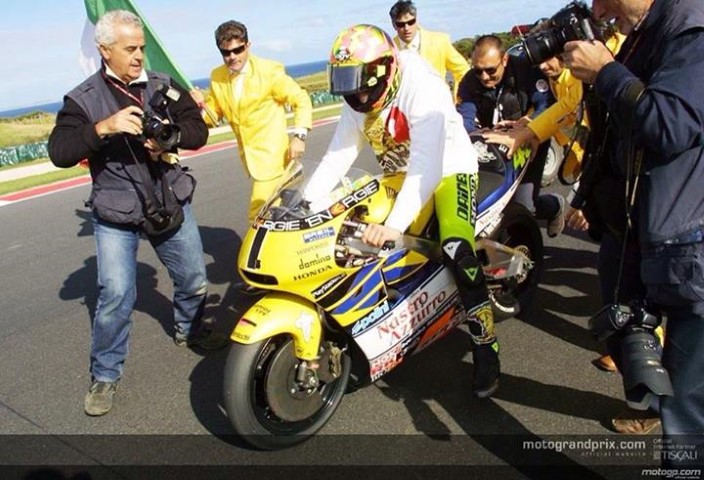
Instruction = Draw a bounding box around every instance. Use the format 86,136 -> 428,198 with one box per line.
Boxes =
328,24 -> 400,113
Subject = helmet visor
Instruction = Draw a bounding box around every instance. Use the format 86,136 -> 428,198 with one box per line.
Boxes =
328,64 -> 365,96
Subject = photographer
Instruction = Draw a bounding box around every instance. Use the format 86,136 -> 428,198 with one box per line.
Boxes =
49,10 -> 226,417
563,0 -> 704,467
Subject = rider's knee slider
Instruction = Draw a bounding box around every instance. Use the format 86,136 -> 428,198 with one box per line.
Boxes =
442,238 -> 484,288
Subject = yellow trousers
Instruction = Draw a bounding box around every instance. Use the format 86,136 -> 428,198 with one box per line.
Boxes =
248,176 -> 282,222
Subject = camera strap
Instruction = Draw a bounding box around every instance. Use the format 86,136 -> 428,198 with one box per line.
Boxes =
612,121 -> 644,305
122,137 -> 168,220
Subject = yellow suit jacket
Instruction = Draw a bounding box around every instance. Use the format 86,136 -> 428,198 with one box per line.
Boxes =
393,27 -> 469,96
527,33 -> 626,180
204,55 -> 312,181
528,67 -> 583,145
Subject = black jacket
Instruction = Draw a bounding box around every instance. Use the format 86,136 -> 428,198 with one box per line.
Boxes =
583,0 -> 704,245
456,53 -> 552,132
48,69 -> 208,227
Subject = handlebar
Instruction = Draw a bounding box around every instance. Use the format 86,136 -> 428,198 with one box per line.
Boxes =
342,219 -> 397,251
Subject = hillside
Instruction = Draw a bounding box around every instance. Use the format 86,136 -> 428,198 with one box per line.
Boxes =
0,112 -> 56,148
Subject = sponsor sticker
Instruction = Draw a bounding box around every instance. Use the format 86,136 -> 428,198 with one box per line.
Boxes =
303,227 -> 335,243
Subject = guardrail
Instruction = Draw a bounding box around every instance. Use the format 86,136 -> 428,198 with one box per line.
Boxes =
0,141 -> 49,167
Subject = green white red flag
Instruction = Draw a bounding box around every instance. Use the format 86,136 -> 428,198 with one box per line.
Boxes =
79,0 -> 193,89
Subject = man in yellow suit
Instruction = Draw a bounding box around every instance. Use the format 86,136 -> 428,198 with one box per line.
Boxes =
192,20 -> 312,221
389,0 -> 469,99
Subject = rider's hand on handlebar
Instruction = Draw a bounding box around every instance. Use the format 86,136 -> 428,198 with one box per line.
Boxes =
361,223 -> 402,249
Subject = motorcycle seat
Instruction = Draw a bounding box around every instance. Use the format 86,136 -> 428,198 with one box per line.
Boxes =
477,170 -> 506,206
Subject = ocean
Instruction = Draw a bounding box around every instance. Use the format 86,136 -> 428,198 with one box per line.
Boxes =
1,59 -> 328,118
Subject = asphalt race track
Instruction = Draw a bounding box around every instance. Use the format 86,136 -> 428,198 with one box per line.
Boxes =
0,122 -> 664,479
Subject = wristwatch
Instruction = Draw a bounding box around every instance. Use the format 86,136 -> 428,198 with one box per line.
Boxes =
293,132 -> 307,142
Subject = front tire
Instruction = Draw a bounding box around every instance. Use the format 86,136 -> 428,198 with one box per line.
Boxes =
223,335 -> 351,450
489,202 -> 543,321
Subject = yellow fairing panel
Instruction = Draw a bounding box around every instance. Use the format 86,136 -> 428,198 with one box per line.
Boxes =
360,173 -> 434,236
231,292 -> 322,360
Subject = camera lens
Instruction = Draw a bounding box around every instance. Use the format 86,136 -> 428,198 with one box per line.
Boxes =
619,328 -> 673,410
141,113 -> 180,150
523,31 -> 562,65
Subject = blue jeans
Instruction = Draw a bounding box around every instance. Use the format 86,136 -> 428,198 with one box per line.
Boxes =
90,202 -> 207,382
514,141 -> 560,221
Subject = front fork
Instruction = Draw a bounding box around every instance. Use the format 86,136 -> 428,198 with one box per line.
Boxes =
295,342 -> 346,393
232,293 -> 344,391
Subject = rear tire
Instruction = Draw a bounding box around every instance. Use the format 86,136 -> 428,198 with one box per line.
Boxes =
223,335 -> 351,450
489,202 -> 543,321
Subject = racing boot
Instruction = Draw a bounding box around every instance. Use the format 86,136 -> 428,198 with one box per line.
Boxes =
473,341 -> 500,398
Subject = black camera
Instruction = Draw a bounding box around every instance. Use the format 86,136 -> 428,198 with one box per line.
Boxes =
589,302 -> 673,410
142,83 -> 181,151
523,1 -> 598,65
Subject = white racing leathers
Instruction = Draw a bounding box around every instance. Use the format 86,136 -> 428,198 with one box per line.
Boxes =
305,50 -> 478,233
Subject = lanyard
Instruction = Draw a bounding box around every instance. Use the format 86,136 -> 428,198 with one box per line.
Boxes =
102,71 -> 144,107
492,85 -> 505,126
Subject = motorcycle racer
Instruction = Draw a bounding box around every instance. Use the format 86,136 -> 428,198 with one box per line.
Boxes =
304,24 -> 500,398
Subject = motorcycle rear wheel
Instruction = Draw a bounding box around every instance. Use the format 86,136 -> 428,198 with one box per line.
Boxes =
223,335 -> 351,450
490,202 -> 544,321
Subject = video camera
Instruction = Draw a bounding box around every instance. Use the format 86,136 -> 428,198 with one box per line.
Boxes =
589,301 -> 673,411
142,83 -> 181,151
522,1 -> 598,65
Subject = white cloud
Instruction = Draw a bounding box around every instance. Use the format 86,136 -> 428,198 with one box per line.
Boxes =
259,38 -> 294,53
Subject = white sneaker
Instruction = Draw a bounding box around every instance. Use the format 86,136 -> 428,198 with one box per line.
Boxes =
547,194 -> 565,238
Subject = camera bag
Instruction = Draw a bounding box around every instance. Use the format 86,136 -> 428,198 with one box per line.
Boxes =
137,162 -> 184,237
124,137 -> 184,237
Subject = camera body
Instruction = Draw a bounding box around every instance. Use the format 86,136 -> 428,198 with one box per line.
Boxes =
523,1 -> 597,65
142,83 -> 181,151
589,302 -> 660,341
589,301 -> 673,410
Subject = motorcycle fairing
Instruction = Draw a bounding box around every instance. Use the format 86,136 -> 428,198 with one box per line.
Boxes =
381,248 -> 429,285
355,267 -> 463,381
352,267 -> 458,356
231,292 -> 323,360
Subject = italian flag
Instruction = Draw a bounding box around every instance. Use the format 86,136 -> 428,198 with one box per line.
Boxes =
79,0 -> 193,89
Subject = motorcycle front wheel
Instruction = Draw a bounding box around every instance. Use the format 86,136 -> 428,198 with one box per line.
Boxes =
223,335 -> 351,450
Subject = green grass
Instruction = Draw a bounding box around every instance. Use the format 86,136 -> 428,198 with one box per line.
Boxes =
0,103 -> 343,197
0,121 -> 55,148
0,165 -> 89,196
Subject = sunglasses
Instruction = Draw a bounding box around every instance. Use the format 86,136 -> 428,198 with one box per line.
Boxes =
394,17 -> 417,29
473,63 -> 502,76
219,43 -> 247,57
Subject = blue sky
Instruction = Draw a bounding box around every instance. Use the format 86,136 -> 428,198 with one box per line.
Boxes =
0,0 -> 570,111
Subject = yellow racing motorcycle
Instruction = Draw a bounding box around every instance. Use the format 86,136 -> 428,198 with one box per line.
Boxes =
224,137 -> 543,449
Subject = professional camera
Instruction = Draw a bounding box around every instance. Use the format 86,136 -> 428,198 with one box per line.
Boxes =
589,302 -> 673,410
522,1 -> 598,65
142,83 -> 181,151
